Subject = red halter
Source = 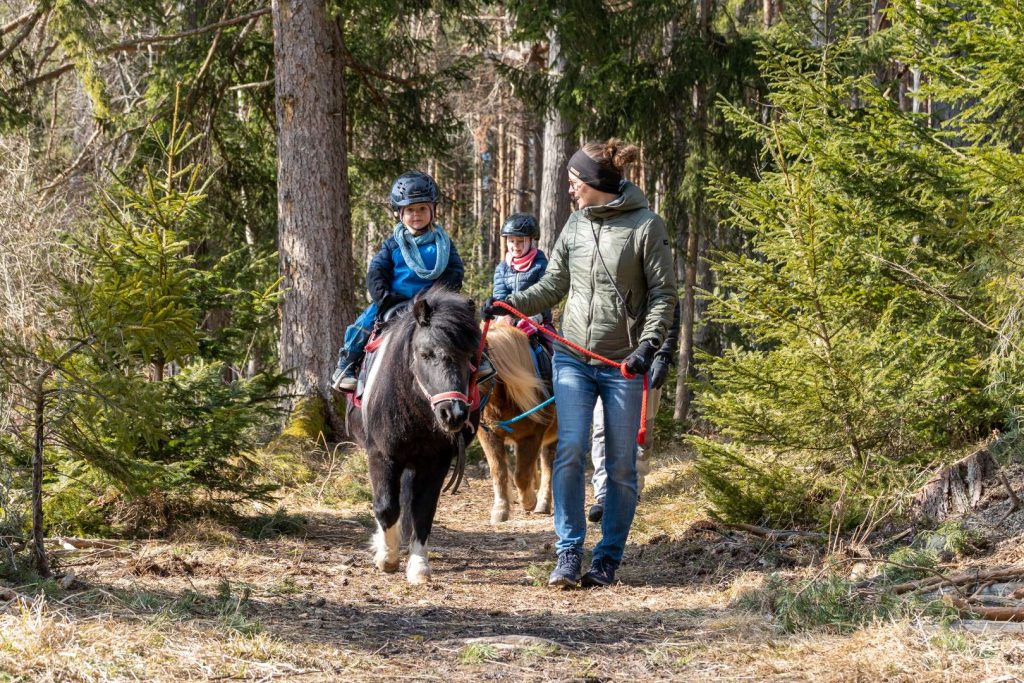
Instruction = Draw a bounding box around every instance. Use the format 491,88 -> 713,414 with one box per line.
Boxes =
416,368 -> 481,412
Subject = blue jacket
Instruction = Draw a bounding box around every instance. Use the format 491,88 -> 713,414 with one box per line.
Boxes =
366,229 -> 464,308
493,251 -> 551,322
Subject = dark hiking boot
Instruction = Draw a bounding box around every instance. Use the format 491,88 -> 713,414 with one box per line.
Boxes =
581,557 -> 618,588
587,501 -> 604,524
547,548 -> 582,588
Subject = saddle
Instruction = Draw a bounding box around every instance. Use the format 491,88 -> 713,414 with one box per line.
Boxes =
352,301 -> 413,407
528,335 -> 553,389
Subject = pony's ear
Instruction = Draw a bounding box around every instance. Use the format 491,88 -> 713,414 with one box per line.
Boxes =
414,297 -> 432,326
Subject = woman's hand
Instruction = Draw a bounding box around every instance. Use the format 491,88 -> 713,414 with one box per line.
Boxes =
481,296 -> 508,321
649,354 -> 671,389
623,340 -> 658,376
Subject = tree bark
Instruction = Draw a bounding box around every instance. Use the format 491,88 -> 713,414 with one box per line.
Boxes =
911,445 -> 1000,521
514,112 -> 532,213
272,0 -> 354,401
31,381 -> 50,577
676,2 -> 710,422
538,27 -> 573,257
674,222 -> 698,421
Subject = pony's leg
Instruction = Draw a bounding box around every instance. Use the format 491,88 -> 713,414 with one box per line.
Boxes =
478,426 -> 513,524
512,431 -> 544,513
369,453 -> 402,573
406,454 -> 451,585
533,436 -> 556,515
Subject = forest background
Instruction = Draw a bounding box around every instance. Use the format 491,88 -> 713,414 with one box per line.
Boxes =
1,0 -> 1024,576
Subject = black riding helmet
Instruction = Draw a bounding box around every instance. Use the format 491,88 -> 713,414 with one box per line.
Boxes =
390,171 -> 440,212
501,213 -> 539,240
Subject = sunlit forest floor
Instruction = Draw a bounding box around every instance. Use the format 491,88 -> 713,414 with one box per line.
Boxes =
2,441 -> 1022,682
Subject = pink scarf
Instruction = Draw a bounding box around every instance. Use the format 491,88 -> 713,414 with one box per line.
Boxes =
506,246 -> 538,273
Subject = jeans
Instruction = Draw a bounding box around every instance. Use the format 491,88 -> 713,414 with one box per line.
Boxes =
591,386 -> 660,502
341,302 -> 379,360
552,351 -> 644,565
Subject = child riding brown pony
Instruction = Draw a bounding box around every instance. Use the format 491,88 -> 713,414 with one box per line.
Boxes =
478,324 -> 556,524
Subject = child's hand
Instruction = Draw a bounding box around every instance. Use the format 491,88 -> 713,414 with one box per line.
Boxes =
379,290 -> 404,311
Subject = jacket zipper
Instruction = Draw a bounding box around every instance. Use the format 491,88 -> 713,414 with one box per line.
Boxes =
586,217 -> 601,354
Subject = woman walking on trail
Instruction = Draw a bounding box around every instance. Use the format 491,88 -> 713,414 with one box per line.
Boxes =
482,139 -> 678,588
589,299 -> 681,524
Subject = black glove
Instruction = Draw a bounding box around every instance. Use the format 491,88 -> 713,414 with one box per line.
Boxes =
378,290 -> 404,312
481,296 -> 507,321
649,354 -> 671,389
623,340 -> 658,376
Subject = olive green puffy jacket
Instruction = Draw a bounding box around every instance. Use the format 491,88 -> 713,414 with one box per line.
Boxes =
506,182 -> 678,364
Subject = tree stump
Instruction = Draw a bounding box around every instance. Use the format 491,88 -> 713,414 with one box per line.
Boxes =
911,446 -> 999,522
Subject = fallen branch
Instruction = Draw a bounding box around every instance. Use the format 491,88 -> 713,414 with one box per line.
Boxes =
889,566 -> 1024,596
50,537 -> 126,551
850,557 -> 968,597
963,595 -> 1024,608
953,619 -> 1024,634
723,522 -> 827,542
949,596 -> 1024,622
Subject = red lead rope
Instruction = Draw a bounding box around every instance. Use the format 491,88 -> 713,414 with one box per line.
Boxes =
481,301 -> 649,446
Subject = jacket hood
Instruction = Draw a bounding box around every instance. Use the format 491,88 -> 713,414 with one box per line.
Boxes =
583,181 -> 650,220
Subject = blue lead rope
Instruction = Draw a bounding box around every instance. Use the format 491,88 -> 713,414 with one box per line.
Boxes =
496,395 -> 556,432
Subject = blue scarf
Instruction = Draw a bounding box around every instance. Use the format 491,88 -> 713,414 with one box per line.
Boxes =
393,223 -> 451,280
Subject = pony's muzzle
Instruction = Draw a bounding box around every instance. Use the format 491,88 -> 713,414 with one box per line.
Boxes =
435,399 -> 469,432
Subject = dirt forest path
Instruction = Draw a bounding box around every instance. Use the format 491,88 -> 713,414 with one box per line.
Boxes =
2,455 -> 1021,681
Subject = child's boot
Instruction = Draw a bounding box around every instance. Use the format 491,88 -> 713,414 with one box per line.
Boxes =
332,349 -> 364,392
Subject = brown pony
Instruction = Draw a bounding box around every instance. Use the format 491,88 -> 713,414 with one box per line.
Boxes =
479,324 -> 557,524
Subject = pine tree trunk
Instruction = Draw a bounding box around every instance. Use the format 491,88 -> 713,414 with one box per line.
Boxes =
514,112 -> 532,213
495,116 -> 507,263
31,381 -> 50,577
538,28 -> 573,256
532,124 -> 544,218
676,3 -> 711,423
272,0 -> 354,403
675,223 -> 699,422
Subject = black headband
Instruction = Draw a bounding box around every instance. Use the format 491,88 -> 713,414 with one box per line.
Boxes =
568,149 -> 622,194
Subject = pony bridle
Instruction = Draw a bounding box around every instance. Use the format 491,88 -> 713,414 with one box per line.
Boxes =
415,368 -> 477,433
416,377 -> 470,410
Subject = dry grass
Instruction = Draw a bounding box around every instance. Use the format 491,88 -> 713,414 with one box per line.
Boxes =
2,443 -> 1023,681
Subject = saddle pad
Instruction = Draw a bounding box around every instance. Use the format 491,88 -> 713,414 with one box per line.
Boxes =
353,333 -> 385,407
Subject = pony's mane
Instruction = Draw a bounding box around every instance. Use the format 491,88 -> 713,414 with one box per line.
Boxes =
484,324 -> 550,423
388,287 -> 480,357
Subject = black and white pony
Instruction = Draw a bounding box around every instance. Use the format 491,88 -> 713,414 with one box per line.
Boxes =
347,287 -> 481,584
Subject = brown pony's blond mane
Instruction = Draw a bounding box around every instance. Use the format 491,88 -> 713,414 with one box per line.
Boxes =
484,324 -> 550,423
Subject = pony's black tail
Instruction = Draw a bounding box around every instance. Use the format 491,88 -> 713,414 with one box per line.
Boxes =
399,468 -> 416,547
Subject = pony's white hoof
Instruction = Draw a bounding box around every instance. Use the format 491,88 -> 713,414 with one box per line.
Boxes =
532,501 -> 551,515
375,555 -> 400,573
491,507 -> 510,524
407,559 -> 431,585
